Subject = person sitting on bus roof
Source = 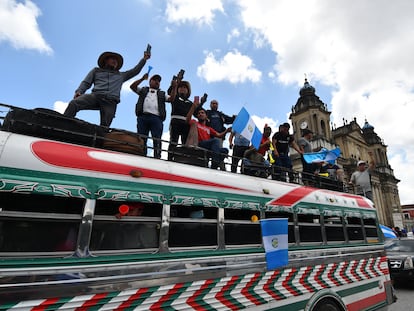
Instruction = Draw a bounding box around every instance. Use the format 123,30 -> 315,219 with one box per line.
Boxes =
186,98 -> 231,169
242,146 -> 271,178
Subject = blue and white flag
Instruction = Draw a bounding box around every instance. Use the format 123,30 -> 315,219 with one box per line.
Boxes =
303,147 -> 341,164
260,218 -> 289,270
380,224 -> 397,239
232,107 -> 262,149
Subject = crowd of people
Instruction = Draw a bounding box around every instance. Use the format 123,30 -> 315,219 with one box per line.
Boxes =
63,48 -> 376,198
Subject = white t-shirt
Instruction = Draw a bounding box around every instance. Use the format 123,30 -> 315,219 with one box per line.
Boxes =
142,88 -> 160,116
350,169 -> 371,194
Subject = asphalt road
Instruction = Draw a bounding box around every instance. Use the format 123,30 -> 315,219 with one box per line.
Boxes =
389,281 -> 414,310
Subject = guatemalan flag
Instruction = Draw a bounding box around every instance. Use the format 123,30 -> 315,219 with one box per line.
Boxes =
260,218 -> 289,270
232,107 -> 262,149
303,147 -> 341,164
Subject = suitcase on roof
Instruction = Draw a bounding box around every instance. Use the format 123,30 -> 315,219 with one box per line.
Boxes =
102,130 -> 146,155
2,107 -> 107,147
170,145 -> 209,167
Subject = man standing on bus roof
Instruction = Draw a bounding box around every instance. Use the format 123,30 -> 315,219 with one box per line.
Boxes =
349,151 -> 376,200
64,49 -> 150,127
271,122 -> 302,181
130,73 -> 177,159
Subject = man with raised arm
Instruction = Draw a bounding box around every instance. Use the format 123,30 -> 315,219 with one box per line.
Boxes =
186,98 -> 231,169
64,48 -> 150,127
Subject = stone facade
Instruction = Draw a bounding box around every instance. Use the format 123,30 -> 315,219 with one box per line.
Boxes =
289,79 -> 401,226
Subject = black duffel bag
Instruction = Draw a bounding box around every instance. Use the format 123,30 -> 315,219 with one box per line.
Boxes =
2,107 -> 107,147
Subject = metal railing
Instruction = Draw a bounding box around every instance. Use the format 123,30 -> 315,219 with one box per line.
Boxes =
0,103 -> 347,193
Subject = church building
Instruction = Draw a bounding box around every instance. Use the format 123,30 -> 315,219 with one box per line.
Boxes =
289,79 -> 401,226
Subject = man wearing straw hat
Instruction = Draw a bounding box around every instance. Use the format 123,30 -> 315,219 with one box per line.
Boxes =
64,48 -> 150,127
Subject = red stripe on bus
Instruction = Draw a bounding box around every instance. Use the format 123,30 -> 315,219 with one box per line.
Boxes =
79,292 -> 108,308
339,261 -> 353,284
314,265 -> 329,289
150,283 -> 185,310
346,291 -> 387,311
241,273 -> 263,305
341,193 -> 372,208
117,287 -> 149,309
327,263 -> 341,287
282,268 -> 301,296
298,266 -> 316,293
31,298 -> 60,311
263,270 -> 285,300
215,276 -> 240,310
186,279 -> 214,311
350,261 -> 363,281
267,187 -> 316,207
31,141 -> 244,191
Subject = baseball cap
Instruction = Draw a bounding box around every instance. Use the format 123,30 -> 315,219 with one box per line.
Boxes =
150,74 -> 162,82
357,160 -> 366,166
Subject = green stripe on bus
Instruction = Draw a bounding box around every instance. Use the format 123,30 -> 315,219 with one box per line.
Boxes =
245,273 -> 268,305
337,280 -> 379,297
122,286 -> 160,310
266,299 -> 308,311
44,297 -> 73,311
0,167 -> 267,205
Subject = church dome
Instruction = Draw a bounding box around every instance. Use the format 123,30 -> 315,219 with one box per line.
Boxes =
299,78 -> 315,96
362,119 -> 374,130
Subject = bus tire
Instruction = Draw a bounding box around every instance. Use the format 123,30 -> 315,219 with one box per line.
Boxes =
312,299 -> 343,311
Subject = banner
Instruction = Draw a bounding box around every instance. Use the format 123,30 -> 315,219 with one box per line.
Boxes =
260,218 -> 288,270
232,107 -> 262,149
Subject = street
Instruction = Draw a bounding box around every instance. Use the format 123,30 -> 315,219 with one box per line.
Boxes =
390,281 -> 414,310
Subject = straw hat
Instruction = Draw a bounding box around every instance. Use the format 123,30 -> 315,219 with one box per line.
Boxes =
97,51 -> 123,70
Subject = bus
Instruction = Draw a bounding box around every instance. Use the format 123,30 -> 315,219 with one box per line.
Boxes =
0,106 -> 394,310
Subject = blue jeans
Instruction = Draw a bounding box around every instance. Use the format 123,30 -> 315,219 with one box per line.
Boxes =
137,114 -> 163,158
272,154 -> 293,182
198,138 -> 228,168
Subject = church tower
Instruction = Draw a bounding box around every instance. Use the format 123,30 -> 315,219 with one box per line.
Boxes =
290,78 -> 332,143
289,79 -> 401,226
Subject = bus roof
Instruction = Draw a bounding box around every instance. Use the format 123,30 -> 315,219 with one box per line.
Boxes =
0,130 -> 375,211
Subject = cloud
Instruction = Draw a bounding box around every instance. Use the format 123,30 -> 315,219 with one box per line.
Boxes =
197,50 -> 262,83
0,0 -> 52,54
227,28 -> 240,43
235,0 -> 414,204
53,101 -> 67,114
165,0 -> 224,26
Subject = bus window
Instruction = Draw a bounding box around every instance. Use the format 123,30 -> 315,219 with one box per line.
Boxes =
0,192 -> 82,253
346,215 -> 364,241
265,211 -> 295,244
168,205 -> 217,248
363,217 -> 379,242
90,201 -> 161,251
324,215 -> 345,243
224,208 -> 261,246
0,192 -> 84,214
297,213 -> 322,243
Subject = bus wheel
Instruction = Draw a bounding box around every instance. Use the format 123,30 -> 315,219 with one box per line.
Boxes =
313,299 -> 342,311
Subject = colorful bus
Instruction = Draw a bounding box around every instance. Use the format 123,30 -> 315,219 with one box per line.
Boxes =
0,106 -> 394,310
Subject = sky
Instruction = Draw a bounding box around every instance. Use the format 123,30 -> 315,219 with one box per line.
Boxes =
1,0 -> 414,205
